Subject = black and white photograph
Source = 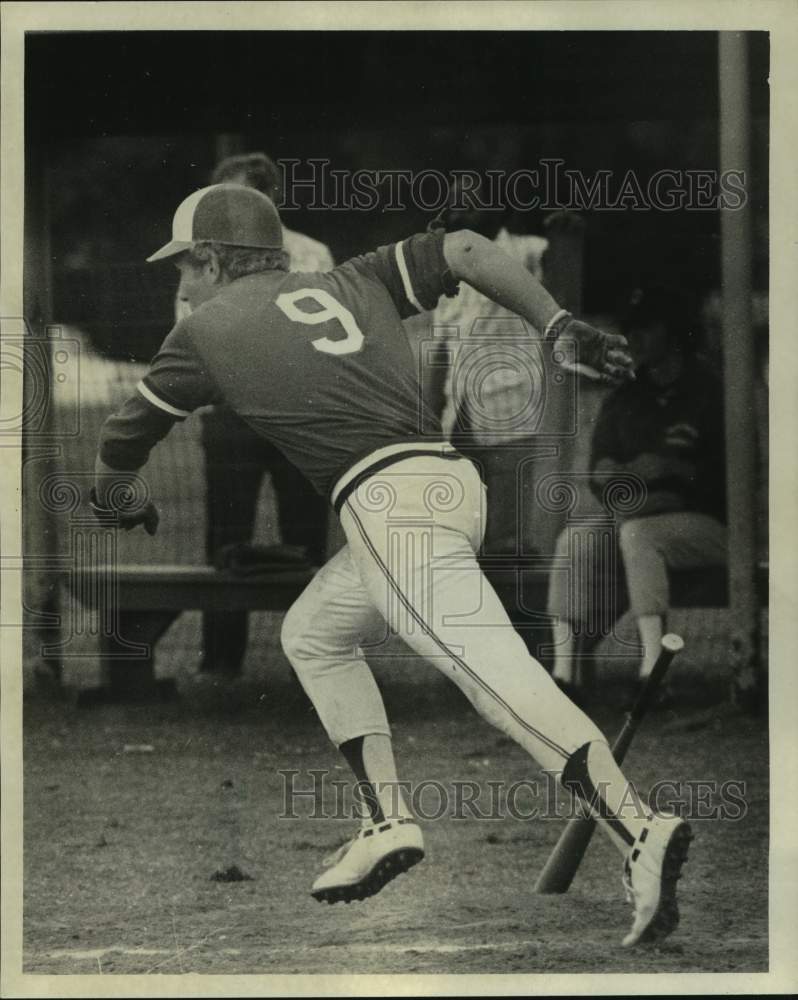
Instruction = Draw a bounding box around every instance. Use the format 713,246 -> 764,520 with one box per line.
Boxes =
1,1 -> 796,994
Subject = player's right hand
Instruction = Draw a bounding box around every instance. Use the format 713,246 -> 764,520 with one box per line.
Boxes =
552,317 -> 635,385
89,487 -> 160,535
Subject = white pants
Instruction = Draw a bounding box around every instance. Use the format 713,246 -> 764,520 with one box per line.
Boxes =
281,452 -> 603,776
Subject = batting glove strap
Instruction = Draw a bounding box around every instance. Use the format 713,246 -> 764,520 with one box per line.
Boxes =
89,487 -> 113,517
89,486 -> 125,517
543,309 -> 573,342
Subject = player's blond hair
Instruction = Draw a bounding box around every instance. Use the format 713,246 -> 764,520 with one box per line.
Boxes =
189,241 -> 290,279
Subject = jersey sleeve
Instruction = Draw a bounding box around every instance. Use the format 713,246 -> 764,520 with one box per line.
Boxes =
98,321 -> 218,471
137,320 -> 218,419
351,230 -> 460,319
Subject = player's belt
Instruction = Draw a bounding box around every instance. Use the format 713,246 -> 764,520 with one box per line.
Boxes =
331,442 -> 464,516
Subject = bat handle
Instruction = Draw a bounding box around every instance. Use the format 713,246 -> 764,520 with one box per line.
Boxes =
627,633 -> 684,721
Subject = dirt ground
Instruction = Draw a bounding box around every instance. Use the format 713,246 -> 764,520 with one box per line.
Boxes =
21,684 -> 768,977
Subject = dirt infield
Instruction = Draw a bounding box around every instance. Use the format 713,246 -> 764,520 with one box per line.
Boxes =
22,689 -> 768,976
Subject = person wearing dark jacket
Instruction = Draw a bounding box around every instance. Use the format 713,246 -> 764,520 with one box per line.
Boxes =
547,286 -> 727,693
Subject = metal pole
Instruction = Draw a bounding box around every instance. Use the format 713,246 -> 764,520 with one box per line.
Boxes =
718,32 -> 760,707
22,141 -> 61,690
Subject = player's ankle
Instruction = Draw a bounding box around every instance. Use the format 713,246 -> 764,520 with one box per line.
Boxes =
375,784 -> 413,823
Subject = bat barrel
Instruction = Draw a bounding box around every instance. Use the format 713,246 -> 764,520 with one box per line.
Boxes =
533,811 -> 597,893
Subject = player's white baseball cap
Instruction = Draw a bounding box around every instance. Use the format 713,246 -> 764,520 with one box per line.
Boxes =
146,184 -> 283,262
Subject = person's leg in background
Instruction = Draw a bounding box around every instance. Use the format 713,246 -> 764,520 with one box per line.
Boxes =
453,440 -> 539,555
268,449 -> 328,566
200,405 -> 269,676
449,401 -> 526,556
547,524 -> 600,695
463,445 -> 514,553
618,512 -> 728,680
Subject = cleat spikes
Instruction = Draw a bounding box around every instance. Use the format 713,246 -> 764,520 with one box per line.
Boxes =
311,845 -> 424,905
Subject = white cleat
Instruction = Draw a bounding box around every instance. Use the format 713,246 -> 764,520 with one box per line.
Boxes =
622,812 -> 692,947
311,818 -> 424,904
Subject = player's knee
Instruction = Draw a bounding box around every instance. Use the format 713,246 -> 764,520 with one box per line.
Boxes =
280,602 -> 312,665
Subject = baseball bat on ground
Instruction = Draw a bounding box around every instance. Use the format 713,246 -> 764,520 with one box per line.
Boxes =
534,633 -> 685,894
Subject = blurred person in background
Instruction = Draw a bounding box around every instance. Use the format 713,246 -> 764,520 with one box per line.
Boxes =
546,285 -> 727,700
178,152 -> 333,679
429,176 -> 549,553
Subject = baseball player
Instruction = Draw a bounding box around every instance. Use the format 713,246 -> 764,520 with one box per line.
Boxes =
181,152 -> 332,679
93,184 -> 691,947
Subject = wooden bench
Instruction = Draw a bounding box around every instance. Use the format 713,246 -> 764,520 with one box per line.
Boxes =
68,556 -> 766,704
68,564 -> 316,704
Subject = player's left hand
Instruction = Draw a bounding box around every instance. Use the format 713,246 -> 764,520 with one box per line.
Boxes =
89,486 -> 160,535
552,316 -> 635,385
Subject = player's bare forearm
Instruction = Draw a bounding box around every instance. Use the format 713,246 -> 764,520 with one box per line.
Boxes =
442,230 -> 634,384
443,230 -> 561,332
